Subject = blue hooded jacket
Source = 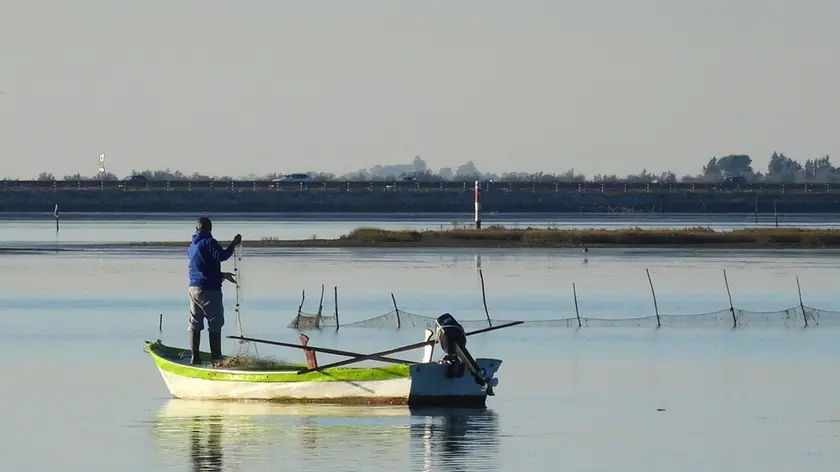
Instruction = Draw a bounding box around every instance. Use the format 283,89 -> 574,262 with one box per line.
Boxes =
188,230 -> 234,290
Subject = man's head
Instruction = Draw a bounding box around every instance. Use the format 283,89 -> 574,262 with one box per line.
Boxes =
196,217 -> 212,232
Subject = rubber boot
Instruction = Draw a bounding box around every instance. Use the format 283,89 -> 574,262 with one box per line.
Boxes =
209,331 -> 222,361
190,329 -> 202,365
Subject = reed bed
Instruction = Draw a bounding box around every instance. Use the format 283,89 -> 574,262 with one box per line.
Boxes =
331,226 -> 840,248
136,226 -> 840,248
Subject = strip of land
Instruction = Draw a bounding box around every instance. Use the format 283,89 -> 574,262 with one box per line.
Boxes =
7,184 -> 840,213
125,226 -> 840,249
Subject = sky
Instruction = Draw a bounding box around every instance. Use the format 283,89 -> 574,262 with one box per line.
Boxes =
1,0 -> 839,179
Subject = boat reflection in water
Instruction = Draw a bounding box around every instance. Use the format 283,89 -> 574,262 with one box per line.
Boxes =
152,399 -> 500,472
188,415 -> 223,472
409,407 -> 500,472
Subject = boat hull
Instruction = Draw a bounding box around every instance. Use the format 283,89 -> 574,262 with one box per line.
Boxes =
147,341 -> 502,407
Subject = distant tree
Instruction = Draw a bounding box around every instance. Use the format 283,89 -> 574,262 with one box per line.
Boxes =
803,155 -> 836,182
701,155 -> 754,181
454,161 -> 481,180
311,172 -> 336,181
25,150 -> 840,184
61,172 -> 119,181
701,157 -> 722,181
241,172 -> 280,181
680,174 -> 703,183
716,154 -> 754,179
556,169 -> 585,182
592,173 -> 621,182
766,152 -> 802,182
339,170 -> 370,181
98,172 -> 119,181
499,172 -> 531,182
413,169 -> 443,182
437,167 -> 454,180
657,171 -> 678,183
624,169 -> 656,183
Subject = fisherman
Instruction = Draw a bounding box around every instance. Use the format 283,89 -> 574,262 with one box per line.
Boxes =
187,217 -> 242,364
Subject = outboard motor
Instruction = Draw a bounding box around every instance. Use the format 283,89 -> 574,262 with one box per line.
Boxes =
434,313 -> 494,395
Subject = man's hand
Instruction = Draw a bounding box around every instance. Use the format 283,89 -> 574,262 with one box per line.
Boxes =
222,272 -> 237,284
232,234 -> 243,246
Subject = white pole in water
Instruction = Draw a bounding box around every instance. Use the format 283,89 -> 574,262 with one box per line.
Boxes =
474,180 -> 481,229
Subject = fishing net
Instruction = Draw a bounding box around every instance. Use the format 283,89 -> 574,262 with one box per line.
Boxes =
288,310 -> 337,330
286,284 -> 339,330
230,245 -> 261,358
287,305 -> 840,331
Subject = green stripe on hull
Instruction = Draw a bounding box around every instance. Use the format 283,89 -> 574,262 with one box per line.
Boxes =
146,340 -> 411,383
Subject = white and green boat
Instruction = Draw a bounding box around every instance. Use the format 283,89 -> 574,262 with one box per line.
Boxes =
146,316 -> 518,407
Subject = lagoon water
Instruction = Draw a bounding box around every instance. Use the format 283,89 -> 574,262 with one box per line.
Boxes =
1,215 -> 840,471
5,211 -> 840,246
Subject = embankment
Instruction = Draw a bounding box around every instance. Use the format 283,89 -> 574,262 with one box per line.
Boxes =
3,188 -> 840,213
129,227 -> 840,249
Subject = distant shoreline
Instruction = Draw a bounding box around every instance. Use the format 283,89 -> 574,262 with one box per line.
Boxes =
119,227 -> 840,249
5,184 -> 840,213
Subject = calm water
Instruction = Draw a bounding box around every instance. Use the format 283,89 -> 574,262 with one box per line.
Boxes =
3,212 -> 840,245
1,217 -> 840,471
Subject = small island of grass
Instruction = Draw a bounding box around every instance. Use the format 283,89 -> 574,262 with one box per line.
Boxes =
129,226 -> 840,249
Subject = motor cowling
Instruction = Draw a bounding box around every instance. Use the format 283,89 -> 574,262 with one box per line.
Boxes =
435,313 -> 466,359
434,313 -> 495,395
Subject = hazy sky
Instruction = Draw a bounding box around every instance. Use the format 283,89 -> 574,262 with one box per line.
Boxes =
1,1 -> 838,179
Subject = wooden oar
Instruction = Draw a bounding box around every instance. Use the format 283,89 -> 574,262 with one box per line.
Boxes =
295,320 -> 524,374
460,320 -> 523,336
226,335 -> 416,365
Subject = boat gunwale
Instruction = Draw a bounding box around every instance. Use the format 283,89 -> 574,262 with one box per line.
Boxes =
146,339 -> 414,383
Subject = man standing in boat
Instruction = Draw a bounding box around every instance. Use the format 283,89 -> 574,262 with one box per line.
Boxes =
188,217 -> 242,364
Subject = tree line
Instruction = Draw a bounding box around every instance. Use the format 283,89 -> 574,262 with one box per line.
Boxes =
24,152 -> 839,183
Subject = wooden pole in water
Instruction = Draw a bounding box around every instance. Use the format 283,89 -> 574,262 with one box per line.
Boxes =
796,276 -> 807,328
723,269 -> 736,329
158,313 -> 163,338
646,269 -> 661,328
294,289 -> 306,329
573,282 -> 581,328
774,200 -> 779,227
391,293 -> 401,329
478,268 -> 492,327
315,284 -> 325,328
334,286 -> 340,332
317,284 -> 325,316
